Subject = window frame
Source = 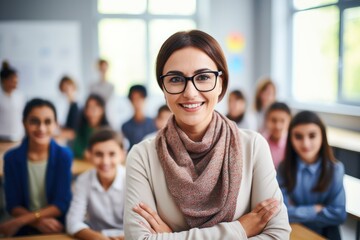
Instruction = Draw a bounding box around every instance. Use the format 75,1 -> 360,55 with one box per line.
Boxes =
94,0 -> 199,96
289,0 -> 360,107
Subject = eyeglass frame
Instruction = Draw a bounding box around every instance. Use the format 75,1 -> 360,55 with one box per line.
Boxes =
160,70 -> 223,95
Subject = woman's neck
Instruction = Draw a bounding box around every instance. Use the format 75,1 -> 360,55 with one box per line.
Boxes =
28,140 -> 49,161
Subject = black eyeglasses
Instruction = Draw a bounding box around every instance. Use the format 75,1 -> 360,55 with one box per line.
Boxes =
160,71 -> 222,94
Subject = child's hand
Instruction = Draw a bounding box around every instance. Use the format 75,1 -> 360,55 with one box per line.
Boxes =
133,202 -> 172,234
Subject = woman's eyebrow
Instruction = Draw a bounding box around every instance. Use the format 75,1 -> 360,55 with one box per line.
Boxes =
165,68 -> 213,75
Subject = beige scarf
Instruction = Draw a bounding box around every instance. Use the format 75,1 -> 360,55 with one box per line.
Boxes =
156,111 -> 242,228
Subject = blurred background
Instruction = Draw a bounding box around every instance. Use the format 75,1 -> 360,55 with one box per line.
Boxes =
0,0 -> 359,131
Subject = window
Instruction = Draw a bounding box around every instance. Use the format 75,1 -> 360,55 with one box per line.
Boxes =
291,0 -> 360,105
97,0 -> 197,95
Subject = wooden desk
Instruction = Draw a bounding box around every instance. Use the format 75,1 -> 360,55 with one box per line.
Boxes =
290,223 -> 326,240
0,224 -> 321,240
344,174 -> 360,240
327,127 -> 360,153
1,234 -> 75,240
71,159 -> 94,175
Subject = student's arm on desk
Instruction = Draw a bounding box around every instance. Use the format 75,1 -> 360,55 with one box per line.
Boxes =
277,163 -> 346,227
0,206 -> 63,237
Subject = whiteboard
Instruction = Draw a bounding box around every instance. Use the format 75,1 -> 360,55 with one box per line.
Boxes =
0,21 -> 82,102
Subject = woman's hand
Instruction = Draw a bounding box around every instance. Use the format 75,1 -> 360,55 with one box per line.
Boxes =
133,202 -> 172,234
33,217 -> 63,233
0,218 -> 23,237
238,198 -> 280,238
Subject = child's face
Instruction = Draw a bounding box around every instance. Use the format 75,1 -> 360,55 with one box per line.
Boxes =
260,85 -> 275,109
265,110 -> 291,141
90,140 -> 124,181
3,75 -> 18,92
24,106 -> 57,146
155,110 -> 172,130
228,95 -> 246,118
130,91 -> 145,113
85,99 -> 104,127
291,123 -> 322,164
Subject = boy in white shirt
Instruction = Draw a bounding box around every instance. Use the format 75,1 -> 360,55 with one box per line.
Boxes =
66,128 -> 125,240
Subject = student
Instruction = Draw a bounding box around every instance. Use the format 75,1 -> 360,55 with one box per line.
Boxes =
0,98 -> 72,237
121,85 -> 156,150
262,102 -> 291,169
143,104 -> 172,140
124,30 -> 290,239
277,111 -> 346,239
0,61 -> 25,141
66,128 -> 125,240
253,77 -> 276,132
58,75 -> 80,140
89,59 -> 114,102
73,94 -> 109,159
226,89 -> 256,130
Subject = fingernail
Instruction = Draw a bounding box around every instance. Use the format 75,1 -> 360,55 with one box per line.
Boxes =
139,202 -> 144,207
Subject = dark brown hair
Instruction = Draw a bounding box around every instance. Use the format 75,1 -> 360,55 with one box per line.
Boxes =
265,102 -> 291,119
254,77 -> 276,112
88,127 -> 124,150
278,111 -> 336,192
155,30 -> 229,101
59,75 -> 77,91
1,61 -> 17,83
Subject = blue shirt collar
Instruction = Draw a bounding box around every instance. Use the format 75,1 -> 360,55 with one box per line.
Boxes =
297,156 -> 322,175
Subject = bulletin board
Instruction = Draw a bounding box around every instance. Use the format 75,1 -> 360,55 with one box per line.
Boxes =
0,21 -> 82,100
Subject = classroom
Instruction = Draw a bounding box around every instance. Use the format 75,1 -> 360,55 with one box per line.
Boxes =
0,0 -> 360,239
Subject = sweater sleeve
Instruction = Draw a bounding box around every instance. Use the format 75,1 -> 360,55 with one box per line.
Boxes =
124,144 -> 248,240
248,133 -> 291,240
3,150 -> 23,213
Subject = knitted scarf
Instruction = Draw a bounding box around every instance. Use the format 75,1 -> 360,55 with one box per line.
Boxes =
155,111 -> 242,228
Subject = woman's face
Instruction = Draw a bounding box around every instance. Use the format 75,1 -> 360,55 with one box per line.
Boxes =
228,94 -> 245,118
162,47 -> 222,134
260,84 -> 275,109
85,99 -> 104,127
24,106 -> 57,146
291,123 -> 322,164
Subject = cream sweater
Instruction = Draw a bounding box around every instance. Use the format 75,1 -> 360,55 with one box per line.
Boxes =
124,129 -> 291,239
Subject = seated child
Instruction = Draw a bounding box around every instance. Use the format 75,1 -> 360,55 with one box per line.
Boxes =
73,94 -> 109,159
262,102 -> 291,168
277,111 -> 346,239
0,98 -> 73,237
66,128 -> 126,240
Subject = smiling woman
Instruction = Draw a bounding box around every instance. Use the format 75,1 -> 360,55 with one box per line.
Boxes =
124,30 -> 291,239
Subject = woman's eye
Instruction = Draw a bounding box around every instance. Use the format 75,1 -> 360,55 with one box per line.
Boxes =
195,74 -> 210,81
169,76 -> 184,83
